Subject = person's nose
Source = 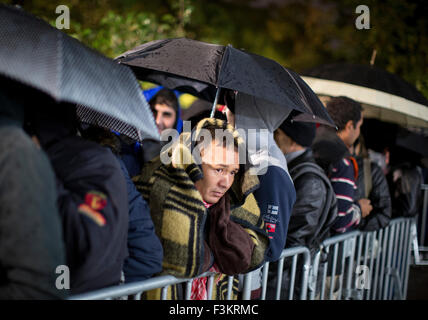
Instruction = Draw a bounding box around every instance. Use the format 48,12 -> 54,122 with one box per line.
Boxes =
155,113 -> 162,126
218,174 -> 233,190
155,114 -> 164,131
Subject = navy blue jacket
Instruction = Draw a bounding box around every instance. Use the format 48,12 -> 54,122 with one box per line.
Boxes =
45,137 -> 129,294
254,165 -> 296,262
118,157 -> 163,283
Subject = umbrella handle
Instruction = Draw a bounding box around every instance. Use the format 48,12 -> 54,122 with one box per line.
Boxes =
210,87 -> 221,118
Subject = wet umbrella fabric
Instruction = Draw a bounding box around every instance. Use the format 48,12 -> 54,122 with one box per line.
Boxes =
302,63 -> 428,128
0,5 -> 159,142
116,38 -> 334,127
303,63 -> 428,106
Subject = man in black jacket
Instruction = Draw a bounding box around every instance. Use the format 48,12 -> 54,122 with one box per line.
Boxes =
267,117 -> 337,299
28,102 -> 129,295
353,136 -> 392,231
274,118 -> 337,254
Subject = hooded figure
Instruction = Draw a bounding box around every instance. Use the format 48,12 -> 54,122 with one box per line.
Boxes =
27,101 -> 129,294
0,78 -> 66,299
233,92 -> 296,262
133,118 -> 269,299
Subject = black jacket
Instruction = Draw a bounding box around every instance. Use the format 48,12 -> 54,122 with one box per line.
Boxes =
355,157 -> 392,231
48,137 -> 129,294
387,162 -> 423,218
286,149 -> 338,253
30,105 -> 129,294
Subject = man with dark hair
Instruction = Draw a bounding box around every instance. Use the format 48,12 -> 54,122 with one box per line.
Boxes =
312,96 -> 372,234
325,96 -> 364,150
149,88 -> 180,134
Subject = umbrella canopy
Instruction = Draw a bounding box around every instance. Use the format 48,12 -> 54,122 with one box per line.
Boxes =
301,63 -> 428,128
115,38 -> 334,127
0,5 -> 159,142
361,118 -> 428,158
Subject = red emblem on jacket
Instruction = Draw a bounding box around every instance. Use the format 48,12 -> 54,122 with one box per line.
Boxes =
85,191 -> 107,211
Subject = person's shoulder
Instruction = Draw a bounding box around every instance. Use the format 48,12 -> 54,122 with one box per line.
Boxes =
259,165 -> 294,186
53,136 -> 121,172
0,126 -> 46,161
332,157 -> 354,173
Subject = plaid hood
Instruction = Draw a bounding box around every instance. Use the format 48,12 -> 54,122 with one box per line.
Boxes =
161,117 -> 260,207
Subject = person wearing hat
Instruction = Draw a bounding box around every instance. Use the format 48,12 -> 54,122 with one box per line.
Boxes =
274,116 -> 337,254
270,116 -> 338,299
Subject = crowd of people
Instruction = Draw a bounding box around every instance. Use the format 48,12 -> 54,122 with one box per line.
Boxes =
1,70 -> 427,300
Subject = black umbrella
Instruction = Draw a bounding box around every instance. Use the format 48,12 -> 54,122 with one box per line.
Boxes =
361,118 -> 428,158
116,38 -> 334,127
0,5 -> 159,141
304,63 -> 428,106
302,63 -> 428,128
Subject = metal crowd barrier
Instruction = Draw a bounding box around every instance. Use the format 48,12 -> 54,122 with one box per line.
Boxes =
242,245 -> 311,300
307,218 -> 413,300
70,270 -> 234,300
413,184 -> 428,265
69,217 -> 414,300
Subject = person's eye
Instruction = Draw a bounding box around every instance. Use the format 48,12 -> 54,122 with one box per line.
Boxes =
215,168 -> 223,173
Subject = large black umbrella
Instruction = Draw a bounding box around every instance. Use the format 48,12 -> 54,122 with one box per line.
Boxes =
302,63 -> 428,128
361,118 -> 428,158
115,38 -> 334,127
0,5 -> 159,141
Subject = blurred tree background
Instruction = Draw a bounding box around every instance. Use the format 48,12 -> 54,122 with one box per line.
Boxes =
5,0 -> 428,99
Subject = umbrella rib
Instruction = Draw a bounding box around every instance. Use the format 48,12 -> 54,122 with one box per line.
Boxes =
282,66 -> 312,116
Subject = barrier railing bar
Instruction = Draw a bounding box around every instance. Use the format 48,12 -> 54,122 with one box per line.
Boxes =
371,229 -> 382,300
337,241 -> 346,300
241,272 -> 252,300
420,185 -> 428,246
320,247 -> 328,300
329,244 -> 339,300
344,238 -> 356,300
184,280 -> 192,300
383,224 -> 395,299
309,251 -> 320,300
260,262 -> 269,300
206,275 -> 214,300
226,276 -> 234,301
288,255 -> 297,300
389,224 -> 401,299
300,250 -> 310,300
378,225 -> 389,299
367,232 -> 376,300
396,221 -> 406,299
275,257 -> 285,300
403,219 -> 413,299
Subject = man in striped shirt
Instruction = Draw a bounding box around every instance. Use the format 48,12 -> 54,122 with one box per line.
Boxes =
313,96 -> 372,233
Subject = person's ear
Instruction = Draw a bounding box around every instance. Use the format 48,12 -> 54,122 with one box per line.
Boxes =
345,120 -> 354,131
